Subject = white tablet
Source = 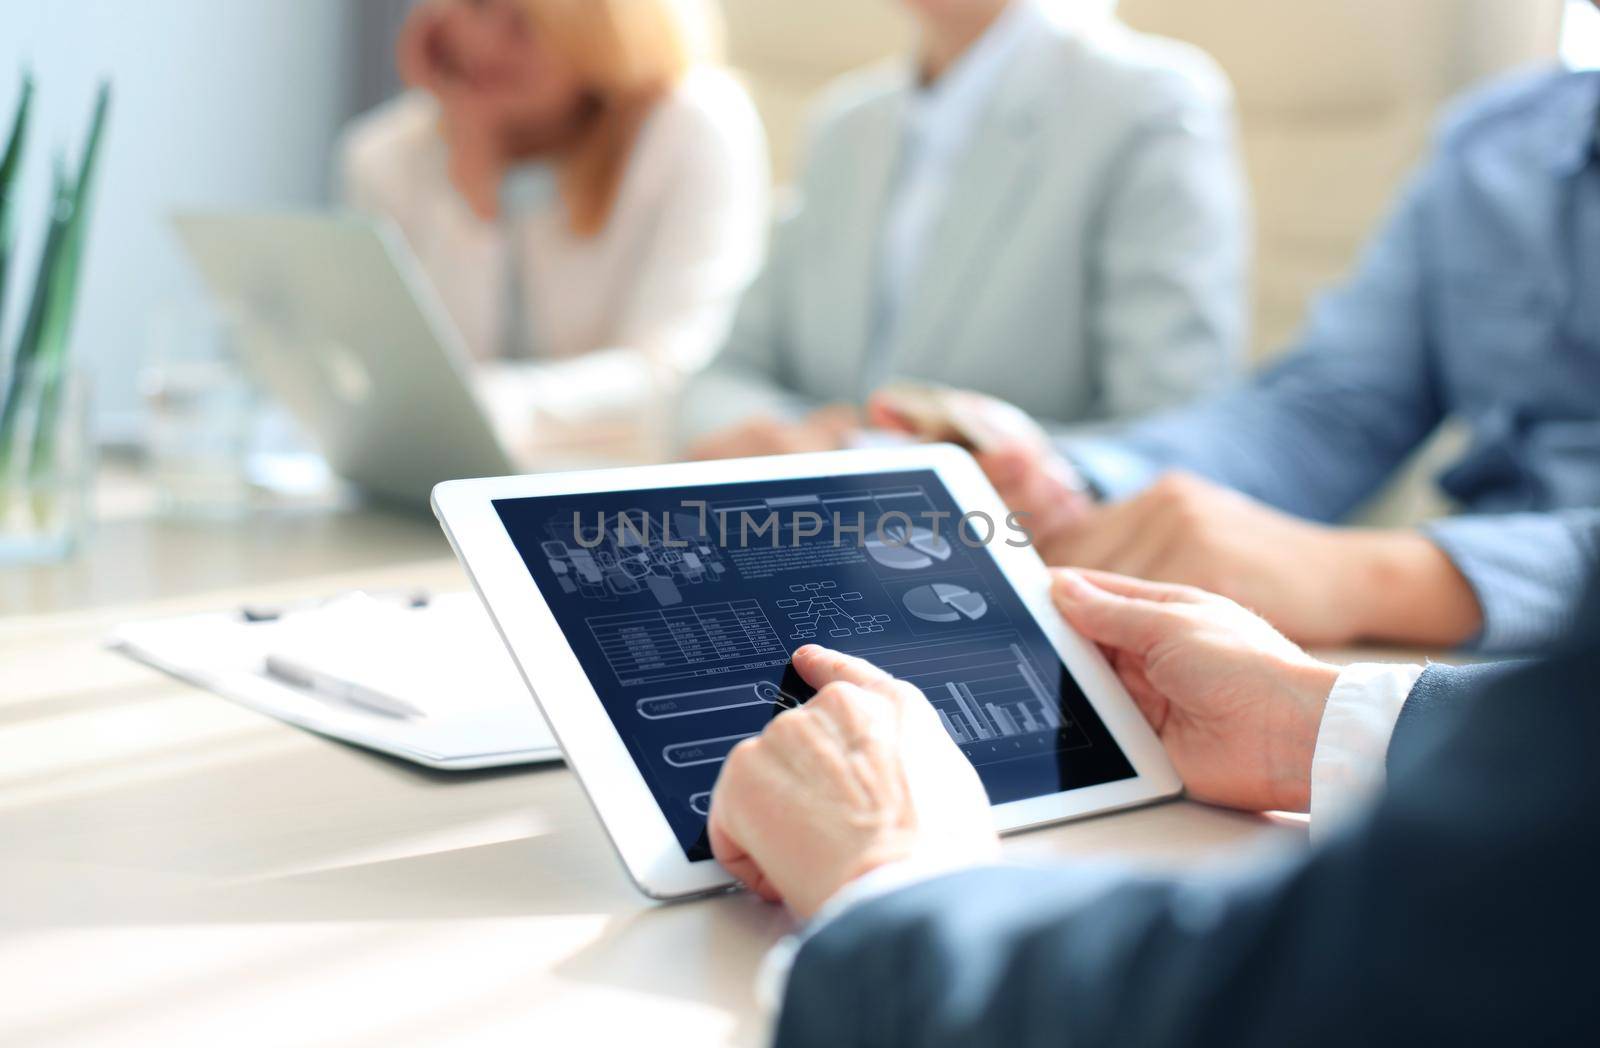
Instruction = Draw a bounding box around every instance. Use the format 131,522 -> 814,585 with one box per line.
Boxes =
433,445 -> 1181,899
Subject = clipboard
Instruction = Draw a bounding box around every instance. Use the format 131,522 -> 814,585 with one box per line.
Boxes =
108,592 -> 561,770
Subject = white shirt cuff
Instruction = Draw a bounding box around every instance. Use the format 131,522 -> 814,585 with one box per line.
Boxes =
1309,662 -> 1425,840
754,859 -> 962,1016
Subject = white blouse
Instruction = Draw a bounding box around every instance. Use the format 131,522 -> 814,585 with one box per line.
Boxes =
340,67 -> 769,463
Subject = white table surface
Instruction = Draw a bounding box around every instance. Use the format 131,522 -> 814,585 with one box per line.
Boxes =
1,472 -> 1324,1047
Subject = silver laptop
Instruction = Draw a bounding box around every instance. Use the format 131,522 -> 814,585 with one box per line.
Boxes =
173,212 -> 517,505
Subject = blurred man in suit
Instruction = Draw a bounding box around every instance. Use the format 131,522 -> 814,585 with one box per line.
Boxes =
679,0 -> 1247,456
708,567 -> 1600,1045
875,57 -> 1600,655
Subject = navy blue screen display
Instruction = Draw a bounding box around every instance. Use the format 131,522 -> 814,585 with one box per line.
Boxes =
494,470 -> 1135,861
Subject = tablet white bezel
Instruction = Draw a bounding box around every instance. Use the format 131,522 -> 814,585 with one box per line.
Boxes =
433,445 -> 1181,899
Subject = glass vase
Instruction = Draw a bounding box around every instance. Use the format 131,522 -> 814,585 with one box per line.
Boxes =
0,369 -> 93,566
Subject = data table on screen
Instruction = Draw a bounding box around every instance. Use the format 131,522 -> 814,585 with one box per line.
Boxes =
587,600 -> 785,686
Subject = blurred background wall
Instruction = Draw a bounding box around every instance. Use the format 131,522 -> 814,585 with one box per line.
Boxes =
0,0 -> 1592,445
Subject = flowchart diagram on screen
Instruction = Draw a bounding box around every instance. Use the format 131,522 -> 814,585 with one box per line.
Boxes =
778,581 -> 893,640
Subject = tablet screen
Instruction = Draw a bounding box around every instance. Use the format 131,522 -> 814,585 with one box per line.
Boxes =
494,469 -> 1134,861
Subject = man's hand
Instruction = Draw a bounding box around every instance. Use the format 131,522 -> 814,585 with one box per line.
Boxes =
1053,568 -> 1340,812
1046,472 -> 1483,648
866,389 -> 1096,547
976,442 -> 1096,557
686,406 -> 862,461
708,645 -> 998,920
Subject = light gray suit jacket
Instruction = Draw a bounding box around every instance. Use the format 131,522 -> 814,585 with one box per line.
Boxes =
679,16 -> 1248,442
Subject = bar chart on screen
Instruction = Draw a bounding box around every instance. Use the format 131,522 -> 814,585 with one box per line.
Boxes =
847,634 -> 1093,764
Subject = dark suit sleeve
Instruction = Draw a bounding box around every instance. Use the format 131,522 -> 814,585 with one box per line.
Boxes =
778,592 -> 1600,1047
1386,662 -> 1520,770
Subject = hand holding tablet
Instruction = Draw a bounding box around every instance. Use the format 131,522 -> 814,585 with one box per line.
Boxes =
433,446 -> 1180,899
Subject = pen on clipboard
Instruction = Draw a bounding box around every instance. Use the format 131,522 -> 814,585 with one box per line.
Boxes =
245,589 -> 432,720
263,654 -> 427,720
239,589 -> 432,623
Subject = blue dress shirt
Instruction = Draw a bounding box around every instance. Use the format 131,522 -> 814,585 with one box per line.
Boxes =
1070,70 -> 1600,654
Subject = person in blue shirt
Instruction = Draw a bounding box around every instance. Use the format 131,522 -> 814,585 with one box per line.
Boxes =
874,65 -> 1600,655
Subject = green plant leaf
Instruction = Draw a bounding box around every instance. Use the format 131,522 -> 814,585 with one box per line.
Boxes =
36,81 -> 108,376
29,83 -> 113,503
0,73 -> 35,352
0,157 -> 69,472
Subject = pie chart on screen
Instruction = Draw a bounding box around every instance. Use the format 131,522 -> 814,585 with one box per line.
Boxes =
866,525 -> 953,570
902,583 -> 988,623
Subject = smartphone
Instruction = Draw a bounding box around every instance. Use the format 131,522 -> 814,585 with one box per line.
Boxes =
874,383 -> 1046,453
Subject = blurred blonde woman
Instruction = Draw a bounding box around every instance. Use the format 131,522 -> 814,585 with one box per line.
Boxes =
342,0 -> 768,462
